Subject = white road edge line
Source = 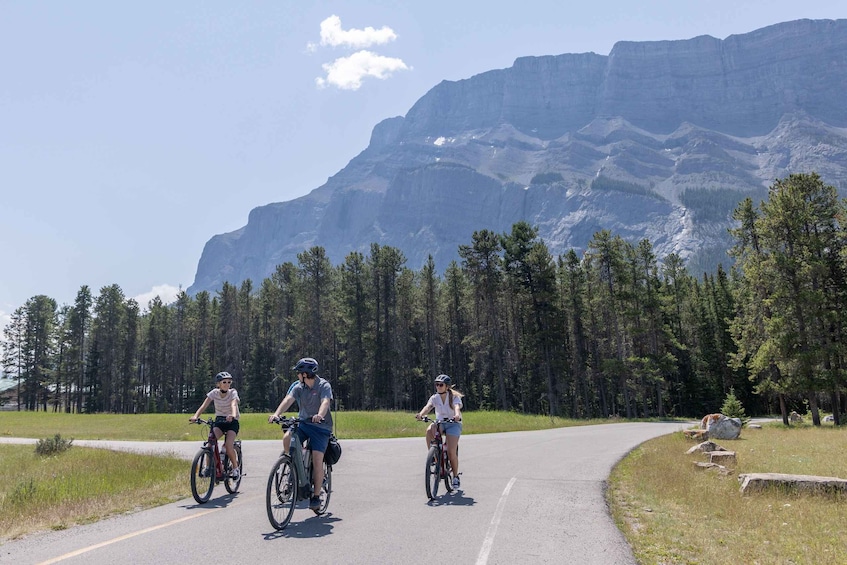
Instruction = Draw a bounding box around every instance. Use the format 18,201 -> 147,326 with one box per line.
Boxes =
36,507 -> 221,565
476,476 -> 517,565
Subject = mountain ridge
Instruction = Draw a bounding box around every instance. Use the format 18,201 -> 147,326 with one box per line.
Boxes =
188,18 -> 847,295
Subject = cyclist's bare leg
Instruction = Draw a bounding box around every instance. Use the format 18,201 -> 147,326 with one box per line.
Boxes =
224,429 -> 239,471
445,433 -> 460,477
283,429 -> 292,453
425,422 -> 436,446
312,450 -> 325,498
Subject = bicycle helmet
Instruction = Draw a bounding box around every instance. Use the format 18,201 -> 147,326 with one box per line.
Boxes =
292,357 -> 319,375
215,371 -> 232,382
434,374 -> 452,385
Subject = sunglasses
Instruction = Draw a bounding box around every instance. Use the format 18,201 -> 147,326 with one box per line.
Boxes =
221,380 -> 232,384
435,383 -> 446,387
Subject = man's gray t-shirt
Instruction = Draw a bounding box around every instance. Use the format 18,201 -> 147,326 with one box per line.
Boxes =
292,377 -> 333,431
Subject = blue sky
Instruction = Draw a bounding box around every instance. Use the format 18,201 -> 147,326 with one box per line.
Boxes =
2,1 -> 845,331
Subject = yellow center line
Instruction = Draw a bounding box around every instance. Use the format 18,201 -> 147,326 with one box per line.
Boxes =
37,507 -> 221,564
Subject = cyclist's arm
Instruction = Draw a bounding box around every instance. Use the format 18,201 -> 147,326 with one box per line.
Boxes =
416,399 -> 434,420
453,401 -> 462,422
269,394 -> 295,423
190,397 -> 212,422
228,391 -> 239,422
313,396 -> 331,423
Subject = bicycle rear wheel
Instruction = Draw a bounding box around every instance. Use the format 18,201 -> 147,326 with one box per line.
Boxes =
266,455 -> 297,530
315,461 -> 331,515
425,446 -> 440,499
223,442 -> 243,494
190,449 -> 215,504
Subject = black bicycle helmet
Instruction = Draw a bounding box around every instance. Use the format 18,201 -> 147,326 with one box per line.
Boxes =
215,371 -> 232,382
434,374 -> 452,385
292,357 -> 319,375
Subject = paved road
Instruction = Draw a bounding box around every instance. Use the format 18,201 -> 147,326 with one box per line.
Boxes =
0,422 -> 688,564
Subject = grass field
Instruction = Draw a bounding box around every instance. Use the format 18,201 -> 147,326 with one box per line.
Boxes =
0,410 -> 601,441
608,422 -> 847,564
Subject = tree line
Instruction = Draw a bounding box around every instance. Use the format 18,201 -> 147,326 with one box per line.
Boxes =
3,173 -> 845,425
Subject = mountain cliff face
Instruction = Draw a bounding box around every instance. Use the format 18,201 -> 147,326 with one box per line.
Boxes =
188,19 -> 847,295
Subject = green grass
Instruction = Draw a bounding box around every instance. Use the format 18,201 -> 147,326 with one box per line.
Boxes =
608,423 -> 847,564
0,442 -> 185,542
0,410 -> 603,441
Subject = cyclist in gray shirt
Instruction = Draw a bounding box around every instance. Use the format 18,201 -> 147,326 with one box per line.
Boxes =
269,357 -> 333,512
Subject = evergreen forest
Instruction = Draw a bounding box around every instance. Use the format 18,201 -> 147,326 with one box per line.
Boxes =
3,173 -> 845,426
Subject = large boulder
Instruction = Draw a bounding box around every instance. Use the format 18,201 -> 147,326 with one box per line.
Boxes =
708,415 -> 742,440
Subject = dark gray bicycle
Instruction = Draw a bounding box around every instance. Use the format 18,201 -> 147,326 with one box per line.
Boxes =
266,417 -> 332,530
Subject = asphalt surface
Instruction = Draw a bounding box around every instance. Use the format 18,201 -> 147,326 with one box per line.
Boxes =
0,421 -> 688,564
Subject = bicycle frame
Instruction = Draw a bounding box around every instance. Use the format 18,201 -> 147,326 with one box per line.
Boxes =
423,416 -> 453,475
287,424 -> 313,497
201,420 -> 227,480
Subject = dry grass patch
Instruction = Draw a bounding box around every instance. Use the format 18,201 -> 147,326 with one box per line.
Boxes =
0,443 -> 186,542
609,425 -> 847,564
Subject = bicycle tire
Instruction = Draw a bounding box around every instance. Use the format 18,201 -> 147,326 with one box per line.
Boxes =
190,448 -> 215,504
223,443 -> 243,494
425,446 -> 440,499
315,461 -> 331,515
266,455 -> 297,530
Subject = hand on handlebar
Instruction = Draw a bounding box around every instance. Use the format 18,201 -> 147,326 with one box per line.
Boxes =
268,414 -> 280,424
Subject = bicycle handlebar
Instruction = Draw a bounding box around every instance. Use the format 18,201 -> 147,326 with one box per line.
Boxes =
192,418 -> 214,426
418,416 -> 457,424
270,416 -> 305,429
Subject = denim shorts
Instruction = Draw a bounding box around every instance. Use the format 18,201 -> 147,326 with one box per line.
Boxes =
440,421 -> 462,437
297,421 -> 331,453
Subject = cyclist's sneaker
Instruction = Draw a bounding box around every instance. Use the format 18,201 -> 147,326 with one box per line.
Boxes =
230,468 -> 240,480
309,495 -> 322,513
452,475 -> 461,489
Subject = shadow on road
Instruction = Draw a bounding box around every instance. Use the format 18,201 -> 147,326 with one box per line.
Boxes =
180,492 -> 241,510
427,490 -> 475,507
262,513 -> 341,540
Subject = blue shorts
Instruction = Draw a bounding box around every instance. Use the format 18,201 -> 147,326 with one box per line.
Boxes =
297,421 -> 331,453
440,421 -> 462,437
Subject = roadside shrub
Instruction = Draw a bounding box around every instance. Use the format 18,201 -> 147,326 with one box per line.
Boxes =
720,388 -> 749,425
35,434 -> 73,456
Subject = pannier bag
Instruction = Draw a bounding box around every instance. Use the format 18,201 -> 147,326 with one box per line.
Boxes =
324,434 -> 342,465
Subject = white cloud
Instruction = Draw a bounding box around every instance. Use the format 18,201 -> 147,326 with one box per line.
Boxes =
308,15 -> 397,51
134,284 -> 181,310
316,50 -> 409,90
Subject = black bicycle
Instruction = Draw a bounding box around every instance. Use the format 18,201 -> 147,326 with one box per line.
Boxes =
420,416 -> 456,499
266,417 -> 332,530
189,417 -> 243,504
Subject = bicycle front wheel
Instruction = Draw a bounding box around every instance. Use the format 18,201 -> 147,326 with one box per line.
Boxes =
223,443 -> 243,494
425,446 -> 440,499
190,449 -> 215,504
266,455 -> 297,530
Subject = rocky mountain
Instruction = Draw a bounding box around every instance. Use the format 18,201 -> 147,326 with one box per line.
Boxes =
188,18 -> 847,295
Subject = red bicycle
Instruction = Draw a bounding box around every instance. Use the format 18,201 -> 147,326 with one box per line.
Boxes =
190,417 -> 243,504
420,416 -> 456,499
